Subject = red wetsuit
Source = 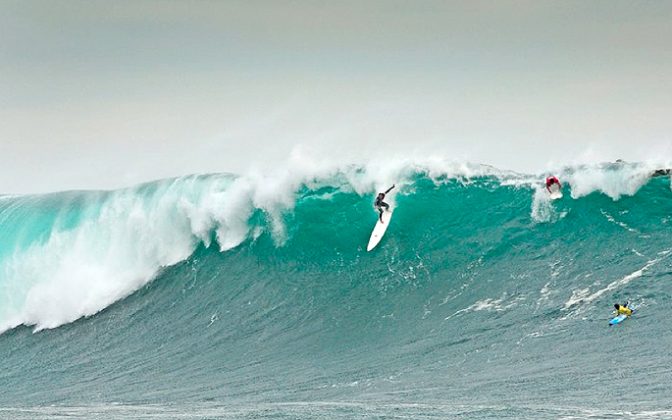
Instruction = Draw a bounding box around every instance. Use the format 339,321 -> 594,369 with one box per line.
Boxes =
546,176 -> 560,187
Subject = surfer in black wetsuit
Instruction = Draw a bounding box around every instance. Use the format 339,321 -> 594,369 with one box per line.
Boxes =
375,184 -> 395,223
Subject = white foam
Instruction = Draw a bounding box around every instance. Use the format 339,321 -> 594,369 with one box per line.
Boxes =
445,293 -> 525,320
600,209 -> 638,233
563,249 -> 671,311
0,181 -> 200,332
530,187 -> 555,223
560,161 -> 665,200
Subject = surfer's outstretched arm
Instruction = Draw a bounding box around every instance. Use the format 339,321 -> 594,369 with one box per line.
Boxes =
385,184 -> 395,194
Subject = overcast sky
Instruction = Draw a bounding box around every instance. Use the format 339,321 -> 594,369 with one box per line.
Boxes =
1,0 -> 671,193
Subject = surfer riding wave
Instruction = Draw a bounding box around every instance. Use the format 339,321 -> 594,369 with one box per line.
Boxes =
375,184 -> 395,223
545,176 -> 561,193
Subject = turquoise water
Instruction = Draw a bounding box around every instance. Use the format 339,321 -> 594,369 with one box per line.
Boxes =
1,163 -> 671,419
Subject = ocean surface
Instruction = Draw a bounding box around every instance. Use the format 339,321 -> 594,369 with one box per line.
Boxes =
1,160 -> 672,419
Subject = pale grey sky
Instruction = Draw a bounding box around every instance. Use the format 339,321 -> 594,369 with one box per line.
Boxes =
1,1 -> 671,193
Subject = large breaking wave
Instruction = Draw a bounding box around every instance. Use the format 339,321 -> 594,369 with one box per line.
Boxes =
0,159 -> 669,332
1,158 -> 671,416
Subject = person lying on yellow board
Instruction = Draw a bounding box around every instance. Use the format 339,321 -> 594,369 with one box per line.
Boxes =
613,302 -> 632,316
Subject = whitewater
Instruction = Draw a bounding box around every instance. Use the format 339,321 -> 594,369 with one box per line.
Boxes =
1,158 -> 672,419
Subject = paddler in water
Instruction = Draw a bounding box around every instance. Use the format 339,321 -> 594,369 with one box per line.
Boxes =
613,302 -> 632,316
545,176 -> 561,193
375,184 -> 395,223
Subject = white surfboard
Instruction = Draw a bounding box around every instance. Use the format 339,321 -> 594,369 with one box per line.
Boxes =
367,210 -> 392,251
548,183 -> 563,200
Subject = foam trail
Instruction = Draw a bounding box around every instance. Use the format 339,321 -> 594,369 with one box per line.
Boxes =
600,209 -> 638,233
530,187 -> 554,223
563,249 -> 672,310
445,293 -> 525,320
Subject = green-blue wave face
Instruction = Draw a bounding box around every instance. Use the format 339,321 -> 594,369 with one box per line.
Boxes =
0,165 -> 671,418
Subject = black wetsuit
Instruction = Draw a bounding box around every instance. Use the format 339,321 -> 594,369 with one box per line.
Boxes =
374,185 -> 395,222
375,194 -> 389,221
